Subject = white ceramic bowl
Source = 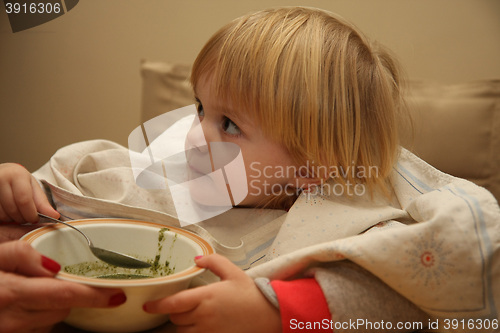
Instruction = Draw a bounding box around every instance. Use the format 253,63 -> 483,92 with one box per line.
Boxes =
21,218 -> 214,333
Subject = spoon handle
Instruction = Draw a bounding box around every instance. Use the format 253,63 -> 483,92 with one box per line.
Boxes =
37,213 -> 92,247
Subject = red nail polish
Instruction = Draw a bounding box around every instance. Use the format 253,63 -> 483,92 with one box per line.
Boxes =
109,293 -> 127,307
41,255 -> 61,273
142,304 -> 149,312
194,255 -> 203,260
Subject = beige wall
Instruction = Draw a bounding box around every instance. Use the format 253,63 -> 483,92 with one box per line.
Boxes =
1,0 -> 500,171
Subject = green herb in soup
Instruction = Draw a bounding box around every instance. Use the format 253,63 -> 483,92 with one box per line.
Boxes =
151,228 -> 177,274
96,274 -> 151,279
63,227 -> 179,279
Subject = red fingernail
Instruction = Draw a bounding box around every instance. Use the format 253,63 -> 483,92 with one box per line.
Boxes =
142,304 -> 149,312
109,293 -> 127,307
194,255 -> 203,260
41,255 -> 61,273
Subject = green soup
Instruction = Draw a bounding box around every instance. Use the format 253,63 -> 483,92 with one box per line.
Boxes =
63,228 -> 176,280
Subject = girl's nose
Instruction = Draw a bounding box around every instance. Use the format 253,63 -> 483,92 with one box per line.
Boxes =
185,118 -> 210,153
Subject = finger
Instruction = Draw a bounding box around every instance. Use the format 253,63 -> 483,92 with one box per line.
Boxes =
169,309 -> 197,326
144,286 -> 209,314
0,241 -> 57,277
0,204 -> 12,222
27,310 -> 70,330
0,181 -> 22,222
0,190 -> 12,221
0,164 -> 16,222
0,224 -> 40,242
194,254 -> 244,281
11,172 -> 39,223
31,177 -> 59,219
30,310 -> 71,330
16,277 -> 126,310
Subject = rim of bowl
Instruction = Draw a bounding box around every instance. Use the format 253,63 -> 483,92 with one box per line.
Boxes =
21,218 -> 214,287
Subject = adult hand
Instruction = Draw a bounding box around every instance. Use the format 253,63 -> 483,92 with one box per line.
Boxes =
143,254 -> 281,333
0,223 -> 41,243
0,241 -> 126,333
0,163 -> 59,224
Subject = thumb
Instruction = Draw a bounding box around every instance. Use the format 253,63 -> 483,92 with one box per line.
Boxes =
194,254 -> 244,281
0,241 -> 60,277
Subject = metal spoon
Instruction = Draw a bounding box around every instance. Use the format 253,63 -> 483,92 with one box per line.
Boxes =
38,213 -> 151,269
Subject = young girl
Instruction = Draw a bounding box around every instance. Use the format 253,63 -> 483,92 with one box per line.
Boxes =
1,6 -> 499,333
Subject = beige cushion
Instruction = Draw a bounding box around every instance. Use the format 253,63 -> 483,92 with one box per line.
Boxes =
140,60 -> 500,202
403,80 -> 500,201
140,60 -> 193,140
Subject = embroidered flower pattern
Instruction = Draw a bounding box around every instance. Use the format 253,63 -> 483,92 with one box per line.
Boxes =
420,251 -> 435,267
405,232 -> 454,289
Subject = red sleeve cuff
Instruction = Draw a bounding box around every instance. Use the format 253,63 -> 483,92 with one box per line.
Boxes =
271,278 -> 332,332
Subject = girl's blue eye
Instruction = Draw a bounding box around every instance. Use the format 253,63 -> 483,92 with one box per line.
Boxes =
195,98 -> 241,136
222,117 -> 241,136
196,101 -> 204,118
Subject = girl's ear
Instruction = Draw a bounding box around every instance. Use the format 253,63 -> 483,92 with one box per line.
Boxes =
289,167 -> 326,192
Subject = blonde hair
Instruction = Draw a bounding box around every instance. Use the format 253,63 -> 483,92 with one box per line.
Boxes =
191,7 -> 406,204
